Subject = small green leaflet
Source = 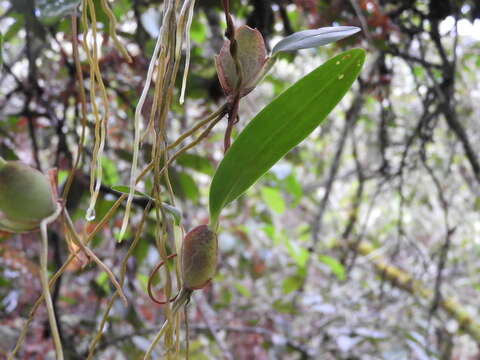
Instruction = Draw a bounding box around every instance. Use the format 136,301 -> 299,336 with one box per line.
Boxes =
318,255 -> 345,280
209,48 -> 366,225
260,186 -> 286,214
234,283 -> 251,298
111,185 -> 182,225
285,235 -> 309,267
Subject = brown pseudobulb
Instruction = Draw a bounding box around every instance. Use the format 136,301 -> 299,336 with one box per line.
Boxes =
181,224 -> 218,290
148,224 -> 218,313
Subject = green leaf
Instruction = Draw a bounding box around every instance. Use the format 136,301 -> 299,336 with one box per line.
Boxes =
318,254 -> 345,280
284,173 -> 303,205
272,299 -> 295,313
95,272 -> 109,293
191,17 -> 207,43
474,197 -> 480,211
177,172 -> 200,203
260,186 -> 285,214
176,152 -> 214,175
282,275 -> 303,294
111,185 -> 182,225
5,16 -> 24,42
285,237 -> 309,268
101,156 -> 120,186
112,185 -> 153,200
209,48 -> 366,225
234,283 -> 251,298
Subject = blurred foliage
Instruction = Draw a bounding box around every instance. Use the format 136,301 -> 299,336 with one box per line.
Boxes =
1,0 -> 480,359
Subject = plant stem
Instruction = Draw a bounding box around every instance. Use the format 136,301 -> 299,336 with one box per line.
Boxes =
143,288 -> 192,360
9,161 -> 152,358
167,103 -> 227,150
179,0 -> 196,104
63,211 -> 128,305
169,114 -> 225,163
86,202 -> 152,359
62,12 -> 88,201
39,205 -> 64,360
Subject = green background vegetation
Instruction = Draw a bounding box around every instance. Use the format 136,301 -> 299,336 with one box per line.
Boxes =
1,0 -> 480,359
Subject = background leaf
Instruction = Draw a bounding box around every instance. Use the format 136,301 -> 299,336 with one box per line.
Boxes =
260,186 -> 286,214
209,48 -> 366,225
319,255 -> 345,280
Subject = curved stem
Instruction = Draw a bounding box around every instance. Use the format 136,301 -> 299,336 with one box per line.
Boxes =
169,113 -> 225,163
63,211 -> 128,306
143,288 -> 192,360
8,192 -> 127,359
143,319 -> 170,360
139,112 -> 225,182
39,205 -> 64,360
86,202 -> 152,359
148,253 -> 179,304
167,103 -> 227,150
62,13 -> 88,201
10,161 -> 153,360
179,0 -> 196,104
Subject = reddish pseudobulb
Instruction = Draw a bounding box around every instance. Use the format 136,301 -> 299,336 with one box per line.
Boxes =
181,224 -> 218,290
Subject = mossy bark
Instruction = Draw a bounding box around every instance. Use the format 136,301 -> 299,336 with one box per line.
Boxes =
353,241 -> 480,343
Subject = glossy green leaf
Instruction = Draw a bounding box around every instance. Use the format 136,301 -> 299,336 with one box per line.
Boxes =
209,48 -> 366,225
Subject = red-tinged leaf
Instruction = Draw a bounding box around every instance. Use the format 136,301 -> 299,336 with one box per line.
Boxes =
215,25 -> 267,98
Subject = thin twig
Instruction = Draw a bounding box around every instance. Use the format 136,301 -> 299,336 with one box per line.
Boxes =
63,211 -> 128,306
38,205 -> 64,360
197,293 -> 234,360
62,12 -> 88,201
86,202 -> 153,359
167,103 -> 228,150
9,160 -> 154,358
